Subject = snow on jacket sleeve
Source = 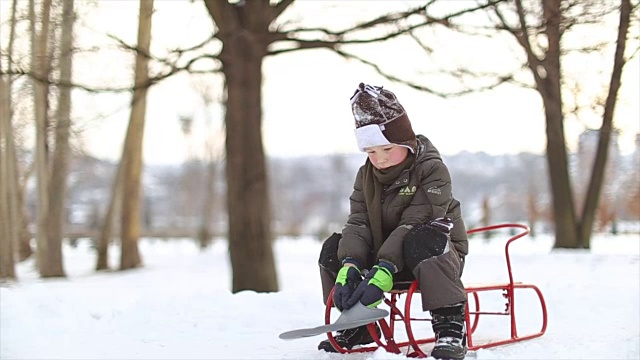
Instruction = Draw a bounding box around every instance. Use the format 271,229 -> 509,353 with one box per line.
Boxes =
337,166 -> 374,268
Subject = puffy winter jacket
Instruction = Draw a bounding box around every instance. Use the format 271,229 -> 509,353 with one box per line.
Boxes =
337,134 -> 468,272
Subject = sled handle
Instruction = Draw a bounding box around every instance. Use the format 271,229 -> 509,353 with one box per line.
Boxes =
466,223 -> 530,286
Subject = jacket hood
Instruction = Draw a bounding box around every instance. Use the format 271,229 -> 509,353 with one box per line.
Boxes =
415,134 -> 442,164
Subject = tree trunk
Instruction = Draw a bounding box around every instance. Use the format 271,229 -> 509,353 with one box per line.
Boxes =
1,0 -> 21,277
480,196 -> 492,240
542,100 -> 579,248
526,184 -> 538,238
198,155 -> 217,249
0,67 -> 16,281
46,0 -> 76,278
96,160 -> 124,270
531,0 -> 580,248
33,0 -> 54,276
0,159 -> 16,281
197,90 -> 220,249
119,0 -> 153,270
16,175 -> 33,262
577,0 -> 631,248
221,30 -> 278,294
203,1 -> 283,292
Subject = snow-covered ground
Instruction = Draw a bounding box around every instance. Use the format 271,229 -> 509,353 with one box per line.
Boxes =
1,230 -> 639,359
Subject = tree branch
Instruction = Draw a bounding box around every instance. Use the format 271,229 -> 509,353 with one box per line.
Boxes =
3,54 -> 221,94
267,0 -> 507,51
270,0 -> 295,19
512,0 -> 544,86
333,49 -> 518,98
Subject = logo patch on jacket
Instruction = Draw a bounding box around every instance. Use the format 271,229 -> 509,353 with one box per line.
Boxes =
399,186 -> 416,196
427,186 -> 442,195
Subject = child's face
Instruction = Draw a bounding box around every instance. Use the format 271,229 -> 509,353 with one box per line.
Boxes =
365,144 -> 409,170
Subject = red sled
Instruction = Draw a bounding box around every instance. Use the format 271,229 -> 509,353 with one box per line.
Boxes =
324,223 -> 548,358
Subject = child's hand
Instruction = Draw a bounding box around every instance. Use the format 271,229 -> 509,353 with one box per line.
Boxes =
332,265 -> 362,311
343,262 -> 394,309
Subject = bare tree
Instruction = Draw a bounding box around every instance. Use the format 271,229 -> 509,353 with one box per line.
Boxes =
2,3 -> 38,244
0,61 -> 16,281
21,0 -> 79,277
32,0 -> 55,276
480,195 -> 493,240
392,0 -> 635,248
15,165 -> 33,261
0,0 -> 21,280
576,0 -> 633,247
527,185 -> 540,238
46,0 -> 76,278
119,0 -> 154,270
178,115 -> 198,232
95,159 -> 123,271
194,82 -> 223,249
201,1 -> 277,292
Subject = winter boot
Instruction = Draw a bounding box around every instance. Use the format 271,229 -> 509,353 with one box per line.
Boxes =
317,324 -> 380,352
430,302 -> 467,360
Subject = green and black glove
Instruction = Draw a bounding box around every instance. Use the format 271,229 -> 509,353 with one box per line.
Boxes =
343,261 -> 394,309
332,264 -> 362,311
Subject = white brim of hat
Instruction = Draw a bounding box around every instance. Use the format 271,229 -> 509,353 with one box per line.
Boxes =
354,124 -> 391,152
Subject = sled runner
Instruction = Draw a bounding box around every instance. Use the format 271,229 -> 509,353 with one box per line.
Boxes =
318,223 -> 548,357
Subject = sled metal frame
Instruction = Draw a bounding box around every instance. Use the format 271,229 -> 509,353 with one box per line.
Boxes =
324,223 -> 548,358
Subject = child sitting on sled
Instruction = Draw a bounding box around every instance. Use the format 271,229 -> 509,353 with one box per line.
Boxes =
317,83 -> 469,360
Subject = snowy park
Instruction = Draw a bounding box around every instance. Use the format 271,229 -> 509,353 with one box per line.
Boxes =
1,1 -> 639,359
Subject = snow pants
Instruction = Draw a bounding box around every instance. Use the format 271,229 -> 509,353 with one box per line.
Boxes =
318,225 -> 467,311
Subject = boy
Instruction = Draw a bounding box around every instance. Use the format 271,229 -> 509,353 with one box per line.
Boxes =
317,83 -> 469,360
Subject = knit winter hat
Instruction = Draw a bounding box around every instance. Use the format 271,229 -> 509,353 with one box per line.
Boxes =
350,83 -> 417,153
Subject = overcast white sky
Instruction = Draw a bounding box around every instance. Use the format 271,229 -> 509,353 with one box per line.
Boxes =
2,1 -> 638,165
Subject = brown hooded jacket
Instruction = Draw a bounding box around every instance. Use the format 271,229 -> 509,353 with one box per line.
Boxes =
337,134 -> 468,272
